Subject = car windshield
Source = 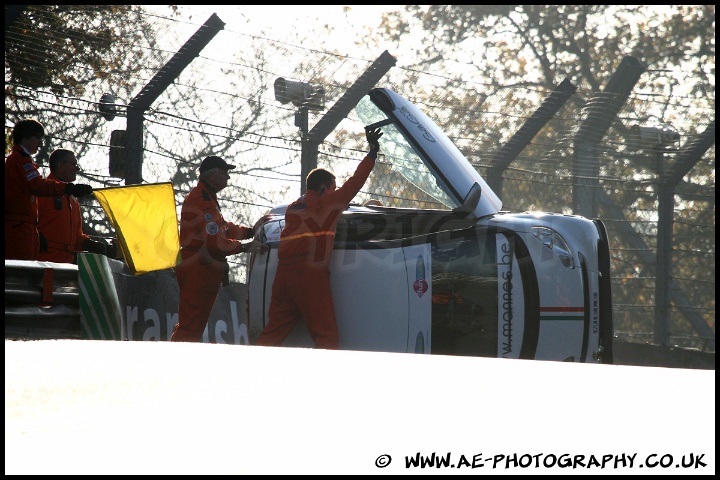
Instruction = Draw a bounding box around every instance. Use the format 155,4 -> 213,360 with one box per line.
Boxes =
355,95 -> 456,208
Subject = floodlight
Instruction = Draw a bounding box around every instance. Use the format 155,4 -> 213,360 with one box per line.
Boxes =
628,124 -> 680,149
274,78 -> 325,110
98,93 -> 117,121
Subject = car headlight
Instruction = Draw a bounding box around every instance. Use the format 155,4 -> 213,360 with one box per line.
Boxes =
531,227 -> 575,269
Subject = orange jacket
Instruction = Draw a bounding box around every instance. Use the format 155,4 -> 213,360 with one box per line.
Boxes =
5,145 -> 68,260
179,180 -> 251,265
37,172 -> 93,263
278,154 -> 376,266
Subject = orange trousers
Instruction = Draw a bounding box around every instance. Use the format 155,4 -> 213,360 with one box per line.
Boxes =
171,259 -> 224,342
256,261 -> 339,349
5,220 -> 39,260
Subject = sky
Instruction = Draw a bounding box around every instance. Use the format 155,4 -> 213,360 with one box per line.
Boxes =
150,5 -> 401,55
142,5 -> 407,192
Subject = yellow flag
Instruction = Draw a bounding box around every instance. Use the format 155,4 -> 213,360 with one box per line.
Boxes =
93,182 -> 180,276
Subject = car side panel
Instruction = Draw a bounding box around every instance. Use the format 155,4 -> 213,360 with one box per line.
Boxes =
332,247 -> 410,352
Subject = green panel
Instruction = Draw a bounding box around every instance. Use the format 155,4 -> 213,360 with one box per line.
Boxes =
78,253 -> 123,340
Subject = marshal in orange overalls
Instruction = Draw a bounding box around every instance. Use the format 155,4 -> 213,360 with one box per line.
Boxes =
256,153 -> 376,349
37,172 -> 95,263
5,145 -> 68,260
171,179 -> 252,342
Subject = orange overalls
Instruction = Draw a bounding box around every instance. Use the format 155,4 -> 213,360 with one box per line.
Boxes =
5,146 -> 68,260
256,154 -> 376,349
37,172 -> 93,263
171,180 -> 252,342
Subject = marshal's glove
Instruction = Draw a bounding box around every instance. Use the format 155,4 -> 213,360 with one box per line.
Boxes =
365,127 -> 383,155
65,183 -> 94,197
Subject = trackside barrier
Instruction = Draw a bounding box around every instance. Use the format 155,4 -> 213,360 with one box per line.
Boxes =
105,260 -> 249,344
5,259 -> 81,339
78,253 -> 124,340
5,258 -> 248,344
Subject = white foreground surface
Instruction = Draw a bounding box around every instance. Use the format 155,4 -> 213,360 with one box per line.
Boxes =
5,340 -> 715,475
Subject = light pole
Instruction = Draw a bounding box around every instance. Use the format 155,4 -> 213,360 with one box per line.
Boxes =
273,51 -> 398,195
274,78 -> 326,194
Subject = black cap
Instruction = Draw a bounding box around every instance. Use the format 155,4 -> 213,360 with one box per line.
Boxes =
199,156 -> 236,174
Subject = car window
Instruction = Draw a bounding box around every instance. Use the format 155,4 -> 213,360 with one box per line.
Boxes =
431,232 -> 500,357
356,96 -> 456,207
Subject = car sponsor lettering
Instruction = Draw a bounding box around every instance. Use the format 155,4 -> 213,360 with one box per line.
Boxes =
413,255 -> 428,297
398,106 -> 436,143
592,292 -> 599,334
498,240 -> 513,357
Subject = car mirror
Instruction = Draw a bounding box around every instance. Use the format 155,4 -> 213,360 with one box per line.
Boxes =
452,182 -> 481,219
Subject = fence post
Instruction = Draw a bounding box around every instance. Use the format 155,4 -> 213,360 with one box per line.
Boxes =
124,14 -> 226,185
572,56 -> 645,218
297,50 -> 397,195
486,77 -> 576,195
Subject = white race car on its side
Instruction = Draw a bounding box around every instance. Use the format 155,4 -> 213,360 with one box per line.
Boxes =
247,88 -> 614,363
